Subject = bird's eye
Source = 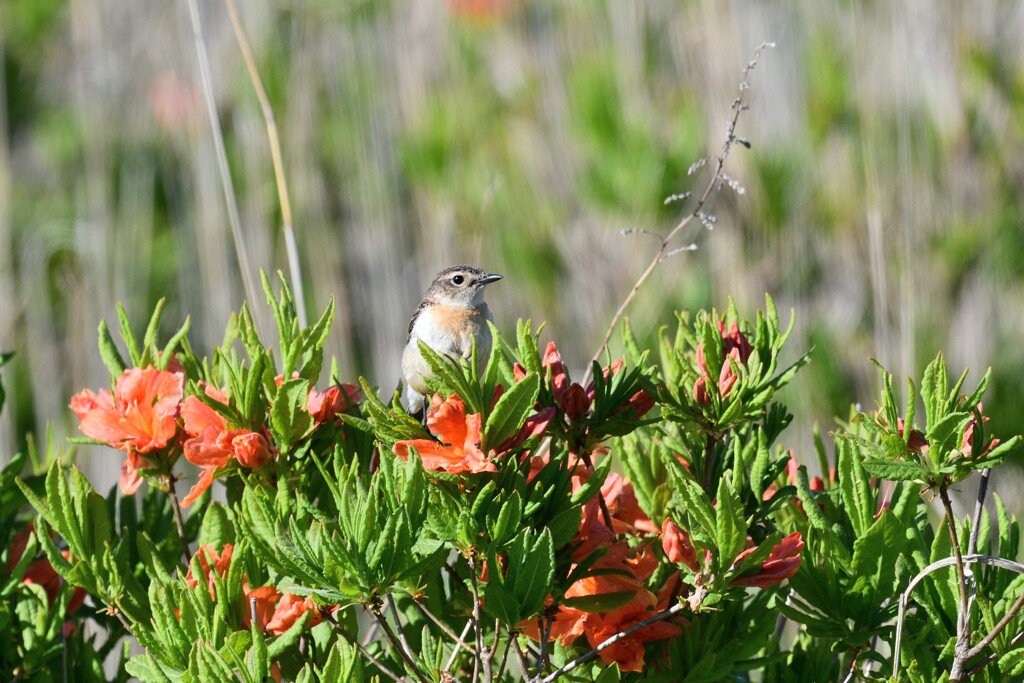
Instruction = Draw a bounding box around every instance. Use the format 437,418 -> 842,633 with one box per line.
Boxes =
451,274 -> 465,285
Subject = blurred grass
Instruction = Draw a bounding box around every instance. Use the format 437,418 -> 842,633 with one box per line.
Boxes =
1,0 -> 1024,507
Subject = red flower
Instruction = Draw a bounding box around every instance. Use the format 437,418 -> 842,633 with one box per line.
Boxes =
580,594 -> 683,672
661,517 -> 700,572
626,389 -> 655,418
542,342 -> 570,400
961,407 -> 999,460
393,394 -> 497,474
560,383 -> 592,421
731,532 -> 804,588
694,319 -> 752,402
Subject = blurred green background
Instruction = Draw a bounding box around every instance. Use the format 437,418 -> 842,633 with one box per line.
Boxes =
1,0 -> 1023,502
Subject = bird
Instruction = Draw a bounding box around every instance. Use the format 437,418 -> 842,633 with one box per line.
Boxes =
401,265 -> 503,417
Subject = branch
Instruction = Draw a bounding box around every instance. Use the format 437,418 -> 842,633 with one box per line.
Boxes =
467,551 -> 492,682
940,486 -> 972,682
965,629 -> 1024,676
966,588 -> 1024,660
386,596 -> 417,667
581,42 -> 774,386
222,0 -> 307,327
324,608 -> 405,683
164,474 -> 192,565
444,620 -> 475,673
892,553 -> 1024,679
371,602 -> 429,683
413,597 -> 479,659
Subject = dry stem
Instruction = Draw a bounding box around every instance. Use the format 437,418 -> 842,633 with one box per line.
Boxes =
582,43 -> 774,386
222,0 -> 307,327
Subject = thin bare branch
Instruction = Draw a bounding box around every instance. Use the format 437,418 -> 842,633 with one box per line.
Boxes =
893,553 -> 1024,679
940,487 -> 972,682
371,602 -> 429,683
325,608 -> 405,683
582,42 -> 774,385
414,597 -> 479,659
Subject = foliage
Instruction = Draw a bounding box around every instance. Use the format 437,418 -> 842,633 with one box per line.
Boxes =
2,275 -> 1020,681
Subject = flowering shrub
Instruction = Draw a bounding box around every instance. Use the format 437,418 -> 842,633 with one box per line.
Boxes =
1,278 -> 1021,682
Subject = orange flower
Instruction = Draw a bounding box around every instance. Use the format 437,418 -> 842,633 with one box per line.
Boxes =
70,367 -> 183,494
580,594 -> 683,672
244,584 -> 281,631
307,384 -> 362,425
71,367 -> 183,454
731,532 -> 804,588
266,592 -> 321,635
185,544 -> 233,596
393,394 -> 496,474
179,384 -> 272,506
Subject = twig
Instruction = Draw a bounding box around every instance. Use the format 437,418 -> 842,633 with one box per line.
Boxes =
371,602 -> 429,682
513,637 -> 535,683
325,608 -> 405,683
581,43 -> 774,386
413,597 -> 479,658
165,475 -> 192,564
184,0 -> 260,316
940,486 -> 972,682
966,589 -> 1024,660
495,630 -> 514,681
539,602 -> 686,682
222,0 -> 307,327
968,469 -> 991,556
892,553 -> 1024,679
467,552 -> 489,682
444,620 -> 475,673
965,629 -> 1024,676
387,596 -> 417,666
536,613 -> 554,676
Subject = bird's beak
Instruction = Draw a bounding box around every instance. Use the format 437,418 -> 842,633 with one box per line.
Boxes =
480,273 -> 503,285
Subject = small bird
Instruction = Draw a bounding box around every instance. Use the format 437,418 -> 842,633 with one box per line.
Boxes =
402,265 -> 503,416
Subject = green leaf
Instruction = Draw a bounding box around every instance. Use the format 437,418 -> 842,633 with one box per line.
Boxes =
850,510 -> 903,604
794,466 -> 831,532
837,438 -> 872,538
488,491 -> 523,546
117,303 -> 143,366
715,473 -> 745,567
483,372 -> 540,450
98,320 -> 128,378
673,476 -> 717,546
482,577 -> 521,624
861,457 -> 930,483
508,528 -> 554,619
269,378 -> 313,450
199,503 -> 235,548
